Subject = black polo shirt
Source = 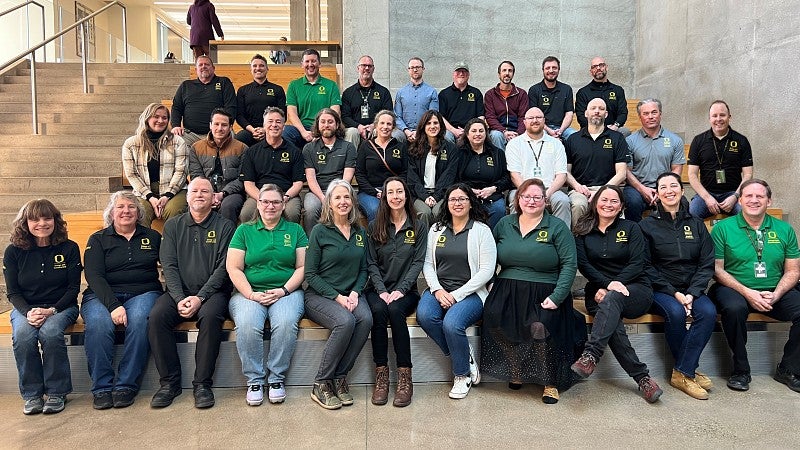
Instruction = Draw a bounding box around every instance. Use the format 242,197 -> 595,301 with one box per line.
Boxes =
340,81 -> 393,128
687,128 -> 753,194
367,218 -> 427,295
438,84 -> 485,129
3,240 -> 82,314
565,127 -> 628,186
83,225 -> 163,312
528,80 -> 575,127
454,145 -> 512,202
240,138 -> 304,192
235,80 -> 287,130
171,75 -> 236,135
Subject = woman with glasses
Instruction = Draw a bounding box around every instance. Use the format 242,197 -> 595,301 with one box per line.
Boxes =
640,172 -> 716,399
417,183 -> 497,400
227,184 -> 307,406
482,178 -> 584,404
570,185 -> 663,403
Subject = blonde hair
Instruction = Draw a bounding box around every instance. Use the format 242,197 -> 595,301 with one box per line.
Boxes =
319,179 -> 361,227
131,103 -> 174,162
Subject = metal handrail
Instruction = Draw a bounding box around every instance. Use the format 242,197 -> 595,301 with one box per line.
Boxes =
0,1 -> 46,61
0,1 -> 128,134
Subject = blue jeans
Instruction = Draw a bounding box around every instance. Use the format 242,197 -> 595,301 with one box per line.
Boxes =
651,292 -> 716,376
358,192 -> 381,223
11,306 -> 78,399
81,291 -> 160,394
416,290 -> 483,376
547,125 -> 576,140
488,130 -> 507,150
229,291 -> 305,385
622,185 -> 649,222
689,192 -> 741,219
281,125 -> 307,150
481,198 -> 506,229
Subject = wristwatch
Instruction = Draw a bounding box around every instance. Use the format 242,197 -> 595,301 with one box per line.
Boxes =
281,287 -> 290,296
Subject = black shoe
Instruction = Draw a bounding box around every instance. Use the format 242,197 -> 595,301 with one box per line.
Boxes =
93,391 -> 114,410
193,386 -> 215,409
150,385 -> 182,408
726,373 -> 751,391
774,364 -> 800,393
508,382 -> 522,390
112,389 -> 137,408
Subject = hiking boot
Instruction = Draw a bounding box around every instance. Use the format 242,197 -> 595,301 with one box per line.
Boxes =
372,366 -> 389,405
571,352 -> 597,378
311,381 -> 342,410
393,367 -> 413,407
334,377 -> 354,406
638,376 -> 663,403
670,369 -> 708,400
542,386 -> 559,404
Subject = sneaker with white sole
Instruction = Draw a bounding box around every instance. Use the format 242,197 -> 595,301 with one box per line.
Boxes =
449,375 -> 472,399
468,343 -> 481,385
246,385 -> 263,406
269,383 -> 286,404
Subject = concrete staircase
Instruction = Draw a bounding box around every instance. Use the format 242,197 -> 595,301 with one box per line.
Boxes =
0,61 -> 188,304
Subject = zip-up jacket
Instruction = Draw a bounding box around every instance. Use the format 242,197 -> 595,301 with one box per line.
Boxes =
484,83 -> 529,135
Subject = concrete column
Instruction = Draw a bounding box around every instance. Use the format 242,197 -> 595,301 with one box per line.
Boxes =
289,0 -> 306,41
307,0 -> 320,41
327,0 -> 343,42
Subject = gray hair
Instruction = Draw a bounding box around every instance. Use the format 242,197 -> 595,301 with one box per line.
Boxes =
319,179 -> 361,226
636,98 -> 662,114
103,191 -> 144,227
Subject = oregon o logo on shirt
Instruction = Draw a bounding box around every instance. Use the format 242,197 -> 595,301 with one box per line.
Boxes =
542,95 -> 551,106
318,153 -> 327,163
206,230 -> 217,244
486,157 -> 494,167
141,237 -> 152,250
467,92 -> 475,101
53,254 -> 67,269
608,92 -> 616,100
663,137 -> 671,147
267,88 -> 275,96
284,233 -> 293,247
392,148 -> 401,158
603,138 -> 613,149
404,230 -> 416,244
436,235 -> 447,247
767,231 -> 780,244
355,234 -> 364,247
615,230 -> 628,243
215,82 -> 222,91
373,91 -> 381,99
729,140 -> 739,152
536,230 -> 548,242
683,225 -> 694,240
318,86 -> 326,94
280,152 -> 290,162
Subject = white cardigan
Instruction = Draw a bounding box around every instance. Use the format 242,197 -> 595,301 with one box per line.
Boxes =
423,220 -> 497,303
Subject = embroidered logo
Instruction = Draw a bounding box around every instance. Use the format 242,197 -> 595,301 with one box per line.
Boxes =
535,230 -> 549,243
615,230 -> 628,243
404,230 -> 416,244
355,234 -> 365,247
140,237 -> 152,250
603,138 -> 613,149
683,225 -> 694,240
53,254 -> 66,269
436,235 -> 447,247
280,151 -> 290,163
206,230 -> 217,244
284,233 -> 293,247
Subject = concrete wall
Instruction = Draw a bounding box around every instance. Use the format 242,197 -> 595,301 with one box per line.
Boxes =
635,1 -> 800,226
345,0 -> 799,227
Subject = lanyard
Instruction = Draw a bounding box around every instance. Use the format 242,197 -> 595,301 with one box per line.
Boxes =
712,137 -> 729,169
527,140 -> 544,167
745,228 -> 764,262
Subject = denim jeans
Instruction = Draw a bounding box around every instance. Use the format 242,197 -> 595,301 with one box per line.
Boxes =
688,192 -> 741,219
303,292 -> 372,381
366,290 -> 420,368
488,130 -> 508,151
229,291 -> 305,385
281,125 -> 307,150
81,291 -> 160,394
584,284 -> 652,382
11,306 -> 78,399
358,192 -> 381,223
416,290 -> 483,377
148,291 -> 229,388
481,198 -> 506,229
651,292 -> 716,376
622,185 -> 650,222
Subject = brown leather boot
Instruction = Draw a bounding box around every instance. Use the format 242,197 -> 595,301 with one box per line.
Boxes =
372,366 -> 389,405
393,367 -> 413,407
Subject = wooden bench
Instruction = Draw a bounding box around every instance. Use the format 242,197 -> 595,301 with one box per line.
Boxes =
571,298 -> 779,324
570,99 -> 642,133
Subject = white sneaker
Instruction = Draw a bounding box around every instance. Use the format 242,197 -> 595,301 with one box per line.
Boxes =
246,384 -> 263,406
449,375 -> 472,399
468,343 -> 481,385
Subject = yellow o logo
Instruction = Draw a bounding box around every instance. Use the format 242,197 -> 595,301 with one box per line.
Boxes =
437,235 -> 446,243
616,231 -> 626,238
141,238 -> 150,246
405,230 -> 415,238
54,254 -> 65,263
208,231 -> 216,238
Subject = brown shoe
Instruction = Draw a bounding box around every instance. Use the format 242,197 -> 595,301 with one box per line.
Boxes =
637,376 -> 663,403
670,369 -> 708,400
571,352 -> 597,378
393,367 -> 413,407
694,371 -> 713,390
542,386 -> 559,404
372,366 -> 389,405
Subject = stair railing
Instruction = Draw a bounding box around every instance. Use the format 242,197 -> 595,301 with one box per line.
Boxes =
0,1 -> 47,62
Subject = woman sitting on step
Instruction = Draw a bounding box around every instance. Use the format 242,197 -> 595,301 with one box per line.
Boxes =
122,102 -> 188,227
4,199 -> 82,415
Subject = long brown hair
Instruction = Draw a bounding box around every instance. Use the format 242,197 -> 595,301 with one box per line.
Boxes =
10,199 -> 68,250
131,103 -> 174,161
371,177 -> 418,245
573,185 -> 625,236
409,110 -> 446,159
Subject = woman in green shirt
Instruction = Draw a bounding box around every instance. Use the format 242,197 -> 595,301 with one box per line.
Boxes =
482,178 -> 584,404
227,184 -> 307,407
304,179 -> 372,410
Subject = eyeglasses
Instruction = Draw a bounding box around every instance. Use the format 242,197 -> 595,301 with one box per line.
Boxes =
408,66 -> 424,71
524,116 -> 545,121
520,195 -> 545,203
590,63 -> 607,70
258,199 -> 283,207
358,64 -> 374,69
448,197 -> 469,204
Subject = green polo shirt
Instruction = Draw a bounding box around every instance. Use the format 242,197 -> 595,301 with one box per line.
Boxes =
493,213 -> 577,305
286,75 -> 342,128
305,223 -> 368,298
711,213 -> 800,290
229,218 -> 308,292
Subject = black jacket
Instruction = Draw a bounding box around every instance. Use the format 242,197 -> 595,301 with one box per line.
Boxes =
639,199 -> 714,298
406,140 -> 459,202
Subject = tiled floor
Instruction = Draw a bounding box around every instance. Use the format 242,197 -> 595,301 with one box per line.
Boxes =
3,377 -> 799,448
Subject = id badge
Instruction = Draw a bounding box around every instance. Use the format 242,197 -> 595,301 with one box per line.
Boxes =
754,261 -> 767,278
715,169 -> 726,184
361,104 -> 370,119
533,166 -> 542,178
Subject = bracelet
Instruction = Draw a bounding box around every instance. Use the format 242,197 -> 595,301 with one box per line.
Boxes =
281,286 -> 290,296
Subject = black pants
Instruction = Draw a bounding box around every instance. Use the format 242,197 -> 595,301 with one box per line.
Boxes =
711,284 -> 800,375
148,292 -> 228,388
365,290 -> 419,368
584,282 -> 652,382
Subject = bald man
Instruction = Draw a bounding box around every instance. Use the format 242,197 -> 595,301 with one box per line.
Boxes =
575,56 -> 629,136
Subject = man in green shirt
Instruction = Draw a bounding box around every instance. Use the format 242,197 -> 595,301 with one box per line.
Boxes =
282,48 -> 342,149
711,178 -> 800,393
